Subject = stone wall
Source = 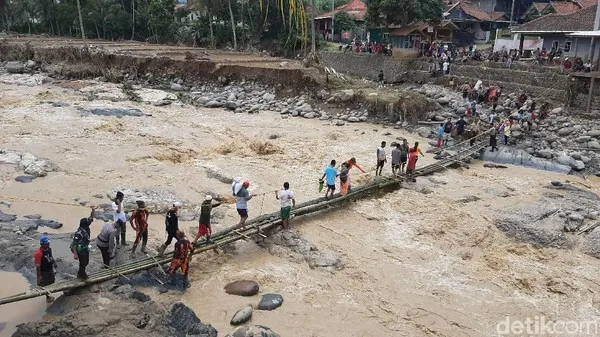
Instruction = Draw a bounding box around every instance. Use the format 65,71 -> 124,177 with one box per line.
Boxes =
320,52 -> 568,102
569,77 -> 600,115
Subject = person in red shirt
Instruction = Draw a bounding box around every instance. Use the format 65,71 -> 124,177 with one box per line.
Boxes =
406,148 -> 418,182
34,236 -> 57,302
563,58 -> 572,71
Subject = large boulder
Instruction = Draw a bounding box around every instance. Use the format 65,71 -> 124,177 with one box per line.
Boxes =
557,128 -> 574,136
257,294 -> 284,311
224,280 -> 259,296
339,89 -> 355,102
5,61 -> 25,74
416,127 -> 431,138
170,302 -> 218,336
230,306 -> 253,325
481,148 -> 571,174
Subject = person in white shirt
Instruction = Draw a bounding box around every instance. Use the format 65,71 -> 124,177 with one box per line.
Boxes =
376,141 -> 387,176
111,191 -> 128,246
275,182 -> 295,229
442,61 -> 449,75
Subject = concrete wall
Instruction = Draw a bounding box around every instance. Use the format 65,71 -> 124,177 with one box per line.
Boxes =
320,51 -> 569,101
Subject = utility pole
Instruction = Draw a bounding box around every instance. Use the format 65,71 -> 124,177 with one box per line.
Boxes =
509,0 -> 516,26
587,0 -> 600,62
331,0 -> 335,41
75,0 -> 87,47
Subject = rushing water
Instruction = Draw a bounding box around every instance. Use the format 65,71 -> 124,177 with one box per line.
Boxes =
3,76 -> 600,336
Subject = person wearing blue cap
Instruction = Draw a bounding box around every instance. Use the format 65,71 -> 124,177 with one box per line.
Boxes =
34,235 -> 57,302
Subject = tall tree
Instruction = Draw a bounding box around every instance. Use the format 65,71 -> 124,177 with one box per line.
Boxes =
311,0 -> 316,53
366,0 -> 444,27
76,0 -> 87,45
227,0 -> 237,49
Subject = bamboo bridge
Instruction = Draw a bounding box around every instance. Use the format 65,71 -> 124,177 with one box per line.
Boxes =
0,133 -> 490,306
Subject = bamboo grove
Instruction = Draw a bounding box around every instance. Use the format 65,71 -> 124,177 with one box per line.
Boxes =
0,0 -> 325,54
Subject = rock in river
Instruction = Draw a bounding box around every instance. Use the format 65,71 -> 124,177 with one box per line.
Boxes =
230,306 -> 253,325
89,108 -> 146,117
224,280 -> 259,296
0,211 -> 17,222
226,325 -> 280,337
15,175 -> 35,183
257,294 -> 284,311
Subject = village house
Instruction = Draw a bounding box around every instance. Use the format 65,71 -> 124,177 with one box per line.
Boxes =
511,4 -> 599,59
314,0 -> 367,41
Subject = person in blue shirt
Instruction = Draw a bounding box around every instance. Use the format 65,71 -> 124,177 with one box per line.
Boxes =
436,123 -> 444,148
321,160 -> 339,199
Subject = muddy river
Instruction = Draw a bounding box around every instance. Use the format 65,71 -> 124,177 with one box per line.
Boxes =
2,74 -> 600,336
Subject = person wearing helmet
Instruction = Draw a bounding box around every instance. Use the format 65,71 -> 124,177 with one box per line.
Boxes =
159,202 -> 182,256
129,200 -> 150,257
195,195 -> 221,244
112,191 -> 128,246
234,181 -> 255,230
71,207 -> 96,280
169,230 -> 194,288
35,235 -> 57,302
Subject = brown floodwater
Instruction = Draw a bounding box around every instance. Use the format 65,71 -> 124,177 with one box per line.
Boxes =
3,75 -> 600,336
0,272 -> 46,337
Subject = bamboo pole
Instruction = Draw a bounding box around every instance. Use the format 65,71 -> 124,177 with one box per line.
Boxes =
0,137 -> 491,306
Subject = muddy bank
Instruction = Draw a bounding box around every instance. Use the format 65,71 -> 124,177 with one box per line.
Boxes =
0,43 -> 323,88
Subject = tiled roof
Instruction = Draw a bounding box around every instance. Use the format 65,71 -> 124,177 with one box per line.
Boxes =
549,1 -> 582,14
514,4 -> 597,32
488,11 -> 508,20
390,22 -> 430,36
315,0 -> 367,21
577,0 -> 598,8
447,2 -> 507,21
532,2 -> 550,12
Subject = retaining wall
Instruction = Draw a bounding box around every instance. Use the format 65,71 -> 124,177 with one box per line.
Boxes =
320,52 -> 568,101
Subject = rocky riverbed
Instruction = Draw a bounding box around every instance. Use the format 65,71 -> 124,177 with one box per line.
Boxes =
3,60 -> 600,337
411,83 -> 600,174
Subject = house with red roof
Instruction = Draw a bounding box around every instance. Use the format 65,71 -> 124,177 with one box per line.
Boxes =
314,0 -> 367,41
522,1 -> 584,21
512,4 -> 599,59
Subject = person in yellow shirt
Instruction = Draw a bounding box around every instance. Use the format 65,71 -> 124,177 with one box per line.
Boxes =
503,120 -> 511,145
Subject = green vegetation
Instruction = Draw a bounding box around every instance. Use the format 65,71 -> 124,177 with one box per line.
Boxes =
365,0 -> 445,27
0,0 -> 311,55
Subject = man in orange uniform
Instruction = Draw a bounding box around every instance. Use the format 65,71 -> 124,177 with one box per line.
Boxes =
129,200 -> 150,257
169,230 -> 194,288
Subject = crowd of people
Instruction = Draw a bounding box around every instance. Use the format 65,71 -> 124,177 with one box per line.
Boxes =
449,79 -> 551,151
339,39 -> 393,56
